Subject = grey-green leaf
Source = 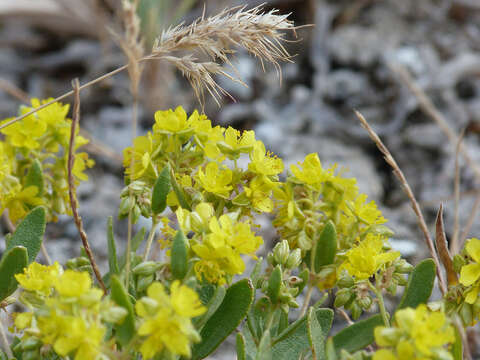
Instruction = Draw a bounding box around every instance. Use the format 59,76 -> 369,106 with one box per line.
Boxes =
195,285 -> 226,330
110,275 -> 135,346
171,229 -> 188,279
397,259 -> 435,310
151,165 -> 171,214
237,333 -> 247,360
272,308 -> 333,360
308,308 -> 328,360
193,279 -> 254,359
331,314 -> 383,355
256,330 -> 272,360
107,217 -> 119,276
313,221 -> 337,273
7,207 -> 46,263
0,246 -> 28,301
24,159 -> 44,196
267,265 -> 282,304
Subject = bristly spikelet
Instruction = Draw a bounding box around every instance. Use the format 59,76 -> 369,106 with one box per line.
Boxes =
151,5 -> 295,105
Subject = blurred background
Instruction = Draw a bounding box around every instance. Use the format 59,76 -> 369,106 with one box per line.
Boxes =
1,0 -> 480,355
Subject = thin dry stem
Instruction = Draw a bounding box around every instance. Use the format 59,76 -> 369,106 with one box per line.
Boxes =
0,315 -> 13,359
68,79 -> 106,294
355,110 -> 447,295
435,205 -> 458,285
390,63 -> 480,183
451,128 -> 466,254
459,192 -> 480,244
337,308 -> 354,325
0,78 -> 29,103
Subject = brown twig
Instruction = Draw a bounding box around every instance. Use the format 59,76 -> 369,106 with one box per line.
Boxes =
355,110 -> 447,295
68,79 -> 106,294
451,128 -> 466,254
0,78 -> 30,103
435,205 -> 458,285
389,63 -> 480,183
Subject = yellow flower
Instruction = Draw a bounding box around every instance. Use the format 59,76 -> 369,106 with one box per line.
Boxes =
72,152 -> 95,182
374,305 -> 455,359
0,109 -> 47,150
14,312 -> 33,330
154,106 -> 193,134
0,184 -> 43,224
31,98 -> 70,126
16,262 -> 62,295
217,127 -> 256,158
459,238 -> 480,304
341,234 -> 400,280
54,270 -> 92,297
290,153 -> 325,186
244,176 -> 277,213
136,281 -> 205,358
0,142 -> 12,182
196,162 -> 233,198
248,141 -> 284,176
123,132 -> 157,181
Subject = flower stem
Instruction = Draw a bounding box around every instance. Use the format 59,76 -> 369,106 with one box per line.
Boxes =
300,283 -> 314,317
369,282 -> 390,327
0,315 -> 13,359
143,219 -> 159,260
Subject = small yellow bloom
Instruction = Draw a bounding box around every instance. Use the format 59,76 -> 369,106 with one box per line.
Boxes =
31,98 -> 70,126
459,238 -> 480,304
290,153 -> 325,185
196,162 -> 233,198
0,184 -> 43,224
16,262 -> 62,295
248,141 -> 284,176
55,270 -> 92,297
0,109 -> 47,150
123,132 -> 156,180
154,106 -> 192,134
341,234 -> 400,280
14,312 -> 33,330
244,176 -> 277,213
217,127 -> 256,158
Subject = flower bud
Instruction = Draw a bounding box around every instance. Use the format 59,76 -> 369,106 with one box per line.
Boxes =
119,196 -> 134,216
337,275 -> 354,289
394,259 -> 414,274
393,273 -> 408,286
386,282 -> 397,295
133,261 -> 161,276
350,302 -> 362,320
132,205 -> 141,224
20,337 -> 42,351
273,240 -> 290,266
267,253 -> 275,266
286,249 -> 302,269
357,296 -> 372,310
297,230 -> 312,251
102,306 -> 128,324
138,297 -> 158,314
334,288 -> 352,308
137,275 -> 155,293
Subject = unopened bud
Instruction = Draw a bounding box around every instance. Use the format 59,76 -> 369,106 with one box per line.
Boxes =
286,248 -> 302,269
337,275 -> 354,288
297,230 -> 312,251
395,259 -> 414,274
20,337 -> 42,351
334,288 -> 352,308
273,240 -> 290,265
357,296 -> 372,310
393,273 -> 408,286
102,306 -> 128,324
133,261 -> 161,276
138,297 -> 158,314
350,302 -> 362,320
137,275 -> 155,293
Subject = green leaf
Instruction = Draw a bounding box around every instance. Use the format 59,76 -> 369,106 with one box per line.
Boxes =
267,265 -> 282,303
313,221 -> 337,272
24,159 -> 44,196
308,308 -> 328,360
7,207 -> 46,263
397,259 -> 435,310
171,229 -> 188,279
272,308 -> 333,360
0,246 -> 28,301
325,338 -> 337,360
452,325 -> 463,360
194,285 -> 226,330
331,314 -> 383,354
236,333 -> 247,360
170,169 -> 192,211
250,257 -> 263,289
107,217 -> 119,276
256,330 -> 272,360
110,275 -> 135,346
193,279 -> 254,359
151,165 -> 171,214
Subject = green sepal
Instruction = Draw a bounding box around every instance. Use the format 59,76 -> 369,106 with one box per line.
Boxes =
24,159 -> 44,196
7,206 -> 46,263
192,279 -> 254,359
331,314 -> 383,355
151,165 -> 171,214
312,221 -> 337,273
397,258 -> 435,310
0,246 -> 28,301
171,229 -> 188,279
110,275 -> 136,346
272,308 -> 333,360
267,265 -> 282,304
107,217 -> 119,276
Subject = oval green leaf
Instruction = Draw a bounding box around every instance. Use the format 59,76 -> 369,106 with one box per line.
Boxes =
0,246 -> 28,301
308,307 -> 328,360
151,165 -> 171,214
171,229 -> 188,279
24,159 -> 44,196
267,265 -> 282,304
313,221 -> 337,273
397,258 -> 435,310
236,333 -> 247,360
331,314 -> 383,355
193,279 -> 254,359
7,207 -> 46,263
110,275 -> 135,346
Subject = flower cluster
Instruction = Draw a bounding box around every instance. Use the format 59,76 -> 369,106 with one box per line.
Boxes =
14,262 -> 125,360
0,99 -> 93,223
135,281 -> 206,358
373,305 -> 455,360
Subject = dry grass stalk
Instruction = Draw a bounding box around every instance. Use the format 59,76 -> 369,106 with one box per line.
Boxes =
151,5 -> 295,105
0,78 -> 30,103
355,110 -> 447,295
435,205 -> 458,285
389,63 -> 480,183
451,128 -> 466,254
68,79 -> 106,294
459,192 -> 480,244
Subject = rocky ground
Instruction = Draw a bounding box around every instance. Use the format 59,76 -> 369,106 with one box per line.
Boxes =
1,0 -> 480,357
